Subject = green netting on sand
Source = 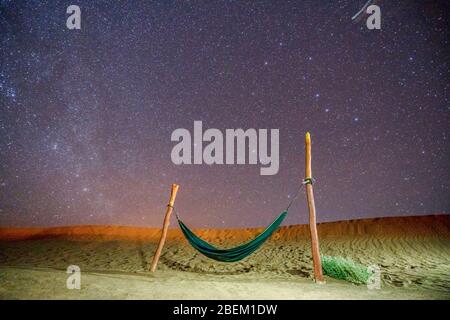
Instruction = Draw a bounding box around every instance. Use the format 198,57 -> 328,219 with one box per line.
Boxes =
322,256 -> 371,285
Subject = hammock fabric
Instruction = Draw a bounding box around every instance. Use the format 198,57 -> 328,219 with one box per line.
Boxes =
177,211 -> 287,262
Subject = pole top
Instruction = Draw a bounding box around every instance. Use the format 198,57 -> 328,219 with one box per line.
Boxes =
169,184 -> 180,206
305,132 -> 311,144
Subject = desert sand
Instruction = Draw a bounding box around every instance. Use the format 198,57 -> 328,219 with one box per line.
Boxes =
0,215 -> 449,299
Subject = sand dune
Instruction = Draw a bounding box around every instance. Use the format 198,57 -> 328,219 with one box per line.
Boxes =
1,214 -> 449,241
0,215 -> 449,299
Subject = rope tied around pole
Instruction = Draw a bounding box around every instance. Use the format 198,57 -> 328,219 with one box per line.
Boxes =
302,177 -> 316,185
285,177 -> 316,211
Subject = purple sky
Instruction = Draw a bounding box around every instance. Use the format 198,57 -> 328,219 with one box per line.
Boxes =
0,1 -> 448,228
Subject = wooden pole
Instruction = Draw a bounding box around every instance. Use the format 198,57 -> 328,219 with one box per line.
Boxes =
305,132 -> 325,283
150,183 -> 179,272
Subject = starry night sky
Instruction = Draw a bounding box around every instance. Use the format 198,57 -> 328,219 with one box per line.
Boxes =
0,1 -> 449,228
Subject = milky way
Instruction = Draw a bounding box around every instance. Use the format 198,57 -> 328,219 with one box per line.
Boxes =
0,1 -> 448,228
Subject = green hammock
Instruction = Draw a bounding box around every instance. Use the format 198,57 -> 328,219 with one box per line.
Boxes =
177,211 -> 288,262
175,179 -> 311,262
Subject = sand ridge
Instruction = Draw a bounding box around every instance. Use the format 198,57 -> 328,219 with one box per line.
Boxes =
1,214 -> 448,241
